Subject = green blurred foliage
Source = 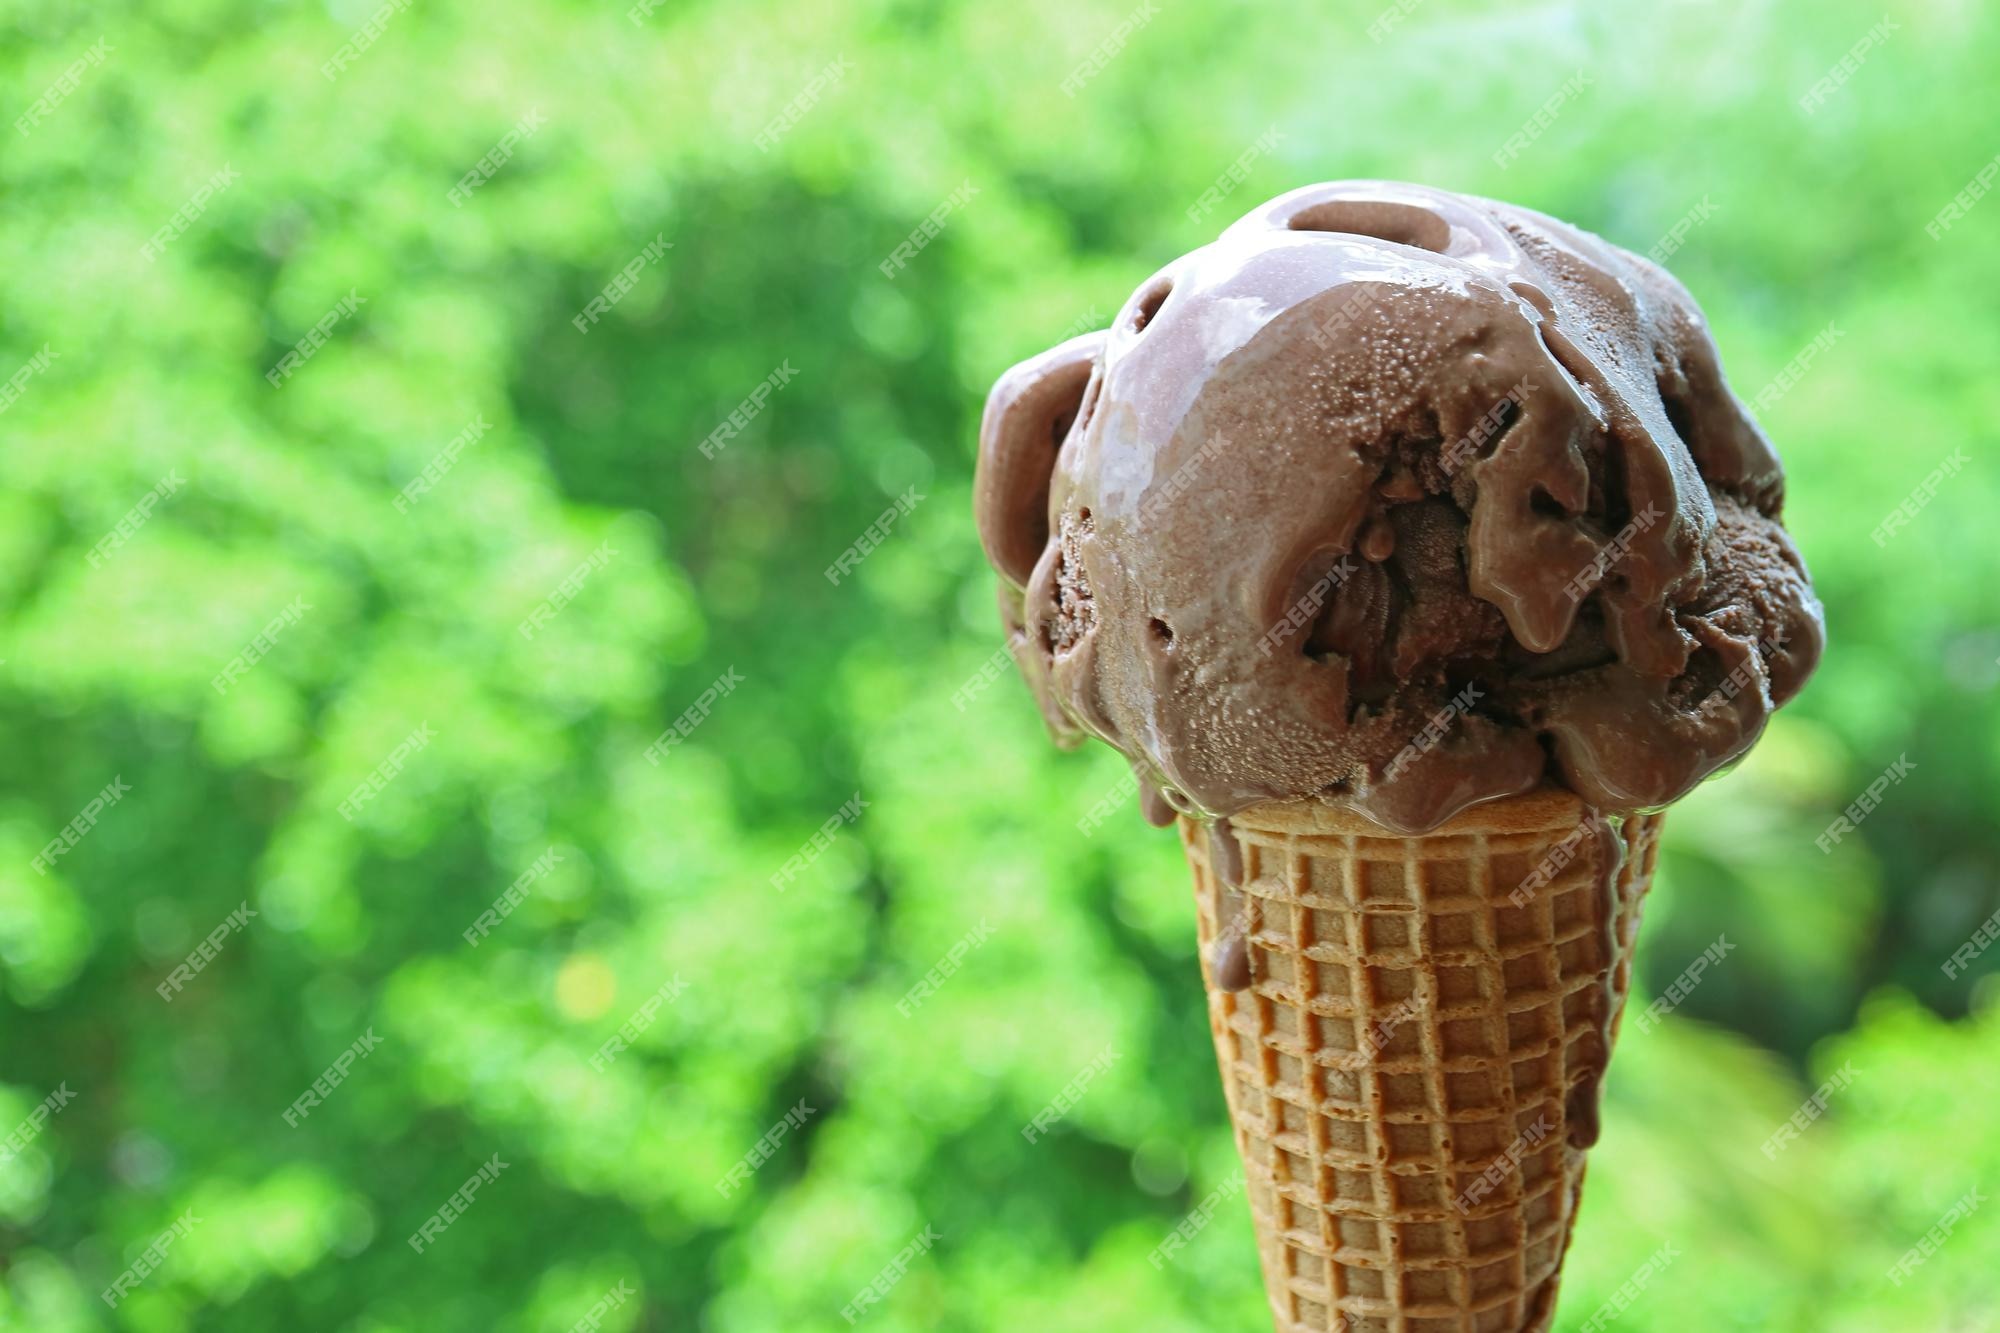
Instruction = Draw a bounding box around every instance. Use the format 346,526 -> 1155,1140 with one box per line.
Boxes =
1,0 -> 1995,1329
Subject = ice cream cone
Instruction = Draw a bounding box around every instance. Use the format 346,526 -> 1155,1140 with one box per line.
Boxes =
1182,788 -> 1665,1333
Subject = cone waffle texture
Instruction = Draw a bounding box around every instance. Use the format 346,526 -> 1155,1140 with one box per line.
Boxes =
1182,789 -> 1665,1333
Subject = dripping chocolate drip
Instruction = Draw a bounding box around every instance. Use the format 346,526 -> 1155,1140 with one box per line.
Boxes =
1566,811 -> 1627,1151
1208,818 -> 1244,886
1563,1078 -> 1602,1153
1213,884 -> 1251,992
1209,821 -> 1252,991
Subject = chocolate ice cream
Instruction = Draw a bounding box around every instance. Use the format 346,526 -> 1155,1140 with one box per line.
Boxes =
975,181 -> 1823,835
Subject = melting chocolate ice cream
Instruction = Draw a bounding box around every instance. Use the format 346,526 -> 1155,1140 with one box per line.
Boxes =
975,181 -> 1823,834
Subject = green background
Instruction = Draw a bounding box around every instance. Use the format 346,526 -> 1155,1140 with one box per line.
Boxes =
2,0 -> 1996,1328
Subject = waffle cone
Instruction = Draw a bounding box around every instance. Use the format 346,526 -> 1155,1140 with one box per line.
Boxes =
1182,789 -> 1665,1333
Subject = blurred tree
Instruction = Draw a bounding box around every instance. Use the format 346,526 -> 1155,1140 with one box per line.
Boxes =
0,0 -> 1994,1329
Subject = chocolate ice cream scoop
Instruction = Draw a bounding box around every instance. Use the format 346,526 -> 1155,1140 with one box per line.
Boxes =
974,181 -> 1823,834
